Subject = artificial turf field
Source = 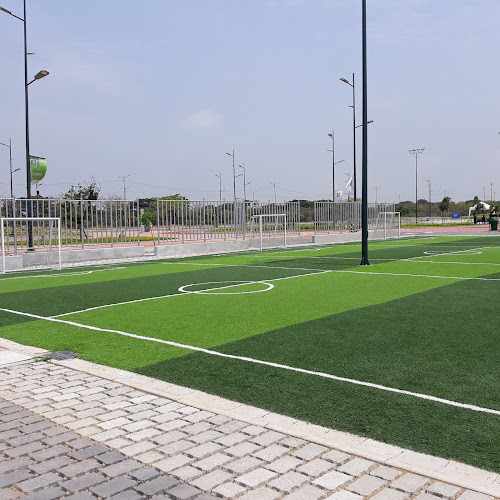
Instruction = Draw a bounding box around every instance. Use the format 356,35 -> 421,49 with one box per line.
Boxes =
0,235 -> 499,472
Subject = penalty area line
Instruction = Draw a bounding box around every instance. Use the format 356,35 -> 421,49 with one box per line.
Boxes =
1,307 -> 499,417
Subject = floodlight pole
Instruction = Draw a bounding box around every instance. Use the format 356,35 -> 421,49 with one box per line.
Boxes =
327,131 -> 335,201
340,74 -> 357,200
360,0 -> 369,265
0,139 -> 14,198
225,150 -> 236,202
409,148 -> 425,224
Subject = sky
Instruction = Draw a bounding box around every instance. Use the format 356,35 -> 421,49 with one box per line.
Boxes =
0,0 -> 499,204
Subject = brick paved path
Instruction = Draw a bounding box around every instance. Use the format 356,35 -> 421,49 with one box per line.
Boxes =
0,357 -> 497,499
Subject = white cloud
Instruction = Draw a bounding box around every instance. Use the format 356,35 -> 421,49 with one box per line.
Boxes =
183,110 -> 222,128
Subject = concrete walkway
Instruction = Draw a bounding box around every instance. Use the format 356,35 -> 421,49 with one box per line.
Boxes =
0,341 -> 498,500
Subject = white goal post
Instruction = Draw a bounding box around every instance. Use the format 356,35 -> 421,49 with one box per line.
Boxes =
250,214 -> 287,251
372,212 -> 401,240
1,217 -> 62,274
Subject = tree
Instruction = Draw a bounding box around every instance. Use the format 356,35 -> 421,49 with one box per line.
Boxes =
438,197 -> 451,215
395,203 -> 410,217
64,178 -> 100,200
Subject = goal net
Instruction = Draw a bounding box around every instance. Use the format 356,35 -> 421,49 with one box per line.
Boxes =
250,214 -> 287,250
1,217 -> 62,274
371,212 -> 401,240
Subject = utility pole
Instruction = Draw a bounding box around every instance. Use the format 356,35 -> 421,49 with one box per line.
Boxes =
215,172 -> 222,201
426,178 -> 432,218
409,148 -> 425,223
118,175 -> 131,199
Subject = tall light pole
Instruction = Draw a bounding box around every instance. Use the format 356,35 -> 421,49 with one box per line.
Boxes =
360,0 -> 369,265
1,2 -> 49,250
0,139 -> 18,198
371,186 -> 381,204
409,148 -> 425,224
118,175 -> 132,199
225,150 -> 236,201
327,132 -> 346,202
238,164 -> 247,201
426,178 -> 432,217
340,74 -> 357,200
215,172 -> 222,201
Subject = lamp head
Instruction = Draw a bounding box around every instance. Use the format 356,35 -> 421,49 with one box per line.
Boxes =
34,70 -> 49,80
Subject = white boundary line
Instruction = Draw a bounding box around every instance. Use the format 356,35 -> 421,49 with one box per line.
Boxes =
1,306 -> 499,416
332,270 -> 500,281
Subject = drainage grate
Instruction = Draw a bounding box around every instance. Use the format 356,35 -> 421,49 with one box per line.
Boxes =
46,350 -> 79,360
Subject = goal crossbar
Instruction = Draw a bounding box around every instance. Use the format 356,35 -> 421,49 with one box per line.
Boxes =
1,217 -> 62,274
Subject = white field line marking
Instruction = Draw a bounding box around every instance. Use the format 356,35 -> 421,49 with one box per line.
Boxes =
405,247 -> 491,260
179,281 -> 274,295
162,262 -> 328,272
51,270 -> 330,318
403,260 -> 500,266
0,267 -> 126,281
332,270 -> 500,281
1,307 -> 499,416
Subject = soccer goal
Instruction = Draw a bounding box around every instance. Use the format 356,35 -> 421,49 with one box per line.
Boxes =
1,217 -> 62,274
371,212 -> 401,240
250,214 -> 287,251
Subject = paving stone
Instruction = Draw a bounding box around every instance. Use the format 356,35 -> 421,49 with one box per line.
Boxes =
157,420 -> 190,432
106,438 -> 133,449
237,467 -> 278,488
171,465 -> 205,482
135,450 -> 164,464
390,473 -> 431,494
426,482 -> 462,498
97,451 -> 127,465
120,441 -> 157,457
101,458 -> 143,478
346,474 -> 387,495
282,484 -> 326,500
155,454 -> 193,472
21,487 -> 66,500
268,470 -> 308,492
370,488 -> 411,500
5,441 -> 45,457
135,475 -> 180,496
190,469 -> 233,490
90,477 -> 137,497
186,442 -> 222,459
0,456 -> 33,474
415,494 -> 442,500
6,431 -> 45,446
58,458 -> 100,478
238,486 -> 281,500
189,429 -> 223,444
371,465 -> 403,481
193,452 -> 232,471
254,444 -> 289,461
0,470 -> 32,488
206,414 -> 232,426
322,450 -> 351,464
91,428 -> 126,442
127,428 -> 162,441
184,410 -> 214,423
212,481 -> 247,498
154,430 -> 189,445
70,444 -> 108,460
158,440 -> 196,457
0,487 -> 20,499
109,491 -> 142,500
168,483 -> 204,500
129,467 -> 161,481
296,458 -> 335,477
216,420 -> 250,434
122,419 -> 156,432
68,438 -> 94,450
324,490 -> 362,500
29,456 -> 74,475
337,457 -> 375,477
43,432 -> 80,446
279,437 -> 307,449
250,431 -> 285,446
456,492 -> 494,500
312,470 -> 352,490
19,421 -> 53,434
266,455 -> 303,474
214,432 -> 247,447
291,443 -> 328,461
225,441 -> 261,457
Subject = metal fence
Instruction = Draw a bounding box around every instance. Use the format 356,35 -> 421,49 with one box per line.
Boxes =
1,197 -> 396,253
0,198 -> 140,252
314,202 -> 395,234
155,200 -> 300,244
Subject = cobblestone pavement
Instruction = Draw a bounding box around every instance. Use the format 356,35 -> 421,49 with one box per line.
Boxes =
0,356 -> 497,499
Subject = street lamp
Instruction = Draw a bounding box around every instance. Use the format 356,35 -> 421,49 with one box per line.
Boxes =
1,1 -> 50,250
237,164 -> 249,202
0,139 -> 19,199
340,74 -> 357,200
327,132 -> 346,202
215,172 -> 222,201
225,150 -> 236,201
409,148 -> 425,223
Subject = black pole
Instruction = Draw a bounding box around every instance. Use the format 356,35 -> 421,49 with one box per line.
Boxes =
360,0 -> 369,266
352,73 -> 357,201
332,131 -> 335,202
23,0 -> 34,250
415,155 -> 418,223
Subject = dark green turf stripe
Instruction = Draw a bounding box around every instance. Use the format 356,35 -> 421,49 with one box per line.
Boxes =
135,276 -> 500,472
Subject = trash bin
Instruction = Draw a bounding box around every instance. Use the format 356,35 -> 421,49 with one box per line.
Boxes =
490,217 -> 498,231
